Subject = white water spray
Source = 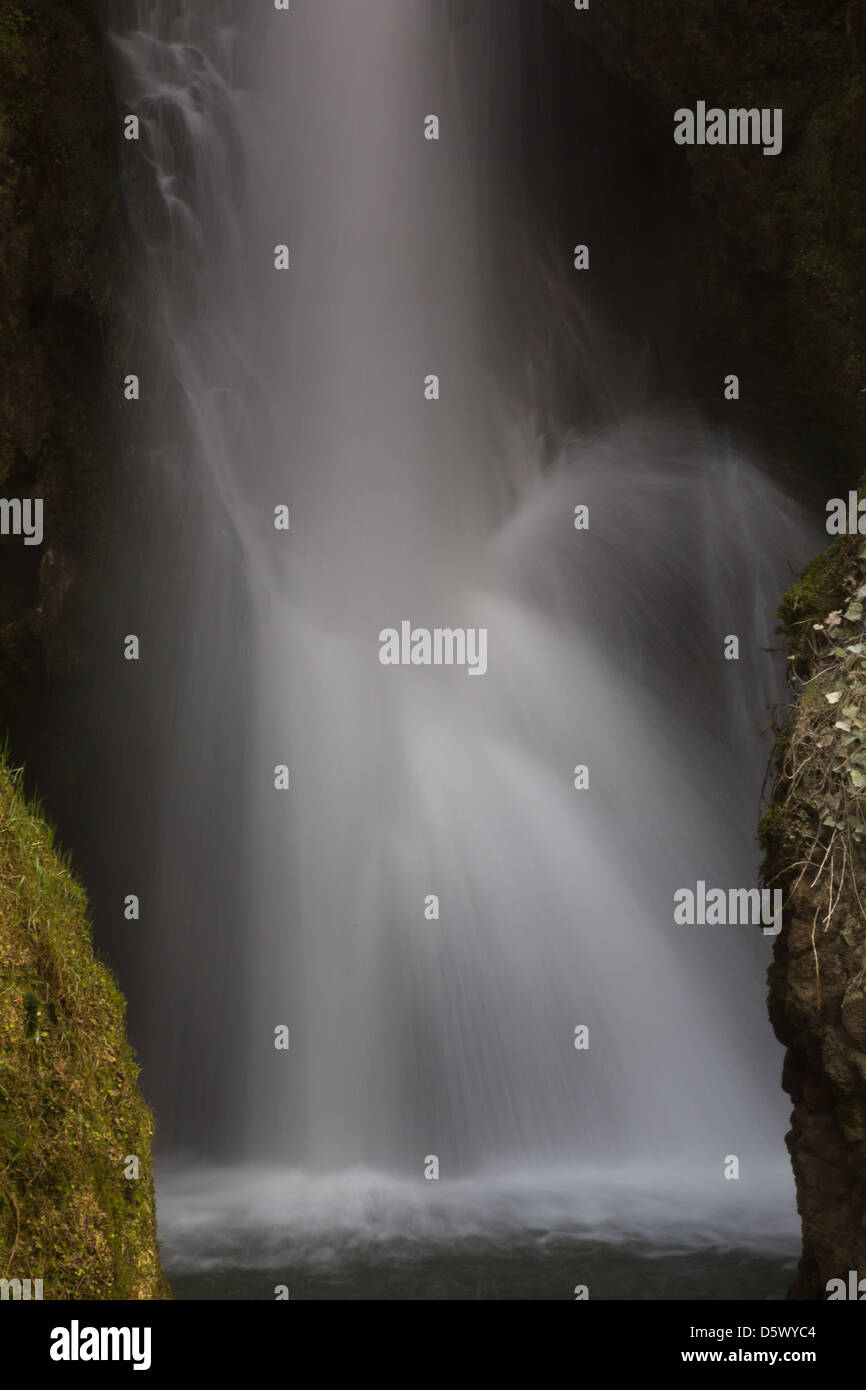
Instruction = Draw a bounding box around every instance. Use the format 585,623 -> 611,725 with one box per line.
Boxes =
107,0 -> 815,1275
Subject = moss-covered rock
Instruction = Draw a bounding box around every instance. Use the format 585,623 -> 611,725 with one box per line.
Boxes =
776,541 -> 848,668
761,537 -> 866,1297
0,755 -> 168,1298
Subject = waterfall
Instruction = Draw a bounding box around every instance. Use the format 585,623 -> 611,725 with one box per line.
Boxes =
103,0 -> 818,1291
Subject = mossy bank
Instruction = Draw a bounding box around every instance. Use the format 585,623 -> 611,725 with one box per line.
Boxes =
0,756 -> 168,1298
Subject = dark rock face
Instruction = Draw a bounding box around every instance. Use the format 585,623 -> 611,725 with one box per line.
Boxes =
550,0 -> 866,496
0,0 -> 124,741
771,882 -> 866,1298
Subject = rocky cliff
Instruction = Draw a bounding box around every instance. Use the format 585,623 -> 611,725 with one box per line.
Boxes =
761,534 -> 866,1298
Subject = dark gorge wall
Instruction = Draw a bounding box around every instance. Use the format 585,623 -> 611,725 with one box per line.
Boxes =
553,0 -> 865,495
0,0 -> 123,741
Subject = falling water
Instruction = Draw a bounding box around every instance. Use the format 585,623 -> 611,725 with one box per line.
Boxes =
102,0 -> 818,1296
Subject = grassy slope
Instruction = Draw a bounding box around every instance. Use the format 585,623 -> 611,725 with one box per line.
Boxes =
0,755 -> 168,1298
